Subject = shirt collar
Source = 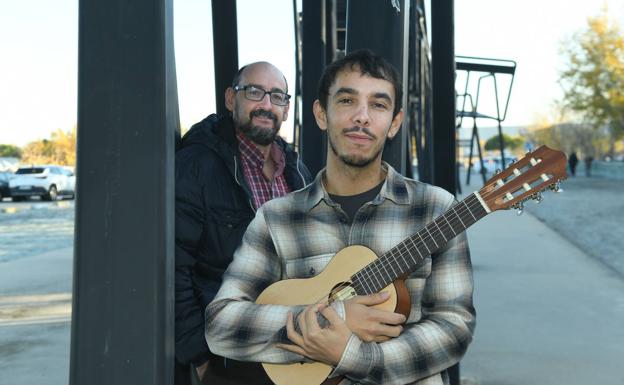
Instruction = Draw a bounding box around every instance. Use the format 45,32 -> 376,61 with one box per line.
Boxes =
303,162 -> 411,212
236,130 -> 287,176
236,130 -> 265,167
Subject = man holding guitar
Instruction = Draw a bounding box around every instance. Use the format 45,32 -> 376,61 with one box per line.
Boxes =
206,49 -> 476,385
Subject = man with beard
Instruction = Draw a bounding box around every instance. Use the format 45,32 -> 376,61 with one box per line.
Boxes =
205,50 -> 475,385
175,61 -> 312,385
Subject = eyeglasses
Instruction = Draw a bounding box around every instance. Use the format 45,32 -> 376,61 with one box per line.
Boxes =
233,85 -> 291,106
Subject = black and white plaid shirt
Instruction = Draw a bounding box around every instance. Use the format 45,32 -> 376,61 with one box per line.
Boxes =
206,164 -> 475,385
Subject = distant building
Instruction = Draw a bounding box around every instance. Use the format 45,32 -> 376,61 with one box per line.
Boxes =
0,157 -> 19,172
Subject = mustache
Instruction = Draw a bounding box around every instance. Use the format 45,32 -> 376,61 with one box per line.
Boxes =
342,126 -> 376,140
250,109 -> 277,122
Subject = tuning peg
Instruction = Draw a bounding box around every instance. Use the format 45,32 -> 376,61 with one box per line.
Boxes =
516,201 -> 524,215
495,169 -> 502,174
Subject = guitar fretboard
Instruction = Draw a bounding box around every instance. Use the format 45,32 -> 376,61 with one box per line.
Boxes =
351,193 -> 488,295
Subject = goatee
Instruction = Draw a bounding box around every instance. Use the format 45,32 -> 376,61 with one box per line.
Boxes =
237,109 -> 280,146
328,126 -> 382,168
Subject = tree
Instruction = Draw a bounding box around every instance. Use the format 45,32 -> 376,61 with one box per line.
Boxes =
0,144 -> 22,158
522,122 -> 608,159
483,134 -> 524,152
20,127 -> 76,166
559,8 -> 624,156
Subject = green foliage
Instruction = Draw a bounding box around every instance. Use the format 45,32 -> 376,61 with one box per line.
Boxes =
559,9 -> 624,152
0,144 -> 22,158
483,134 -> 524,152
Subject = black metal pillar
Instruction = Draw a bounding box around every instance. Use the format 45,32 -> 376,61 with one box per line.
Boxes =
345,0 -> 410,175
431,0 -> 457,195
70,0 -> 177,383
300,0 -> 328,176
212,0 -> 239,116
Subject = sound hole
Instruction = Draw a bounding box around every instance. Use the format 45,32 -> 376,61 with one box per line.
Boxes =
328,281 -> 356,303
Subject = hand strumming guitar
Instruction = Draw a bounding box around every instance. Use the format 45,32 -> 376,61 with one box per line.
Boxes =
343,291 -> 406,342
276,291 -> 406,365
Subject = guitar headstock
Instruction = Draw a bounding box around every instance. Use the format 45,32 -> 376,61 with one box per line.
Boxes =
478,145 -> 567,212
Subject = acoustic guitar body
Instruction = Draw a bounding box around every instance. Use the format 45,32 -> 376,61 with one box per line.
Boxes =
255,245 -> 408,385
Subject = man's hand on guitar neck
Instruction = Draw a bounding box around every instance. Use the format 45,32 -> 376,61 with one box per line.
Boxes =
344,291 -> 406,342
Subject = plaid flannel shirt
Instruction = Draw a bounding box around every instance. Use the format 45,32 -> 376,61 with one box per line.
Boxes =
237,130 -> 290,209
206,164 -> 475,385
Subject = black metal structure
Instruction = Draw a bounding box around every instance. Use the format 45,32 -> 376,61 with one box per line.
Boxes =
212,0 -> 239,116
70,0 -> 177,384
299,0 -> 330,176
407,2 -> 434,183
455,56 -> 517,185
345,0 -> 411,176
431,0 -> 457,195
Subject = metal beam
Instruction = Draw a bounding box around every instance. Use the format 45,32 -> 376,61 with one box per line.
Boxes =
431,0 -> 457,195
70,0 -> 177,383
212,0 -> 239,116
300,0 -> 328,176
345,0 -> 410,175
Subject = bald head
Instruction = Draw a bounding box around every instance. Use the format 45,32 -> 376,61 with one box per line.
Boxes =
231,62 -> 288,93
225,61 -> 291,146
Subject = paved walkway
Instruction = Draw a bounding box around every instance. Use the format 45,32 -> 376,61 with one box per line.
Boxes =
459,174 -> 624,384
0,247 -> 72,385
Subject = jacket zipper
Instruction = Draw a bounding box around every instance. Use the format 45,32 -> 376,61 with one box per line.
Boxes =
233,156 -> 256,213
294,151 -> 308,188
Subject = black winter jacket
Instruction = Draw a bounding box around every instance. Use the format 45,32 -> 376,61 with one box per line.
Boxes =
174,114 -> 312,366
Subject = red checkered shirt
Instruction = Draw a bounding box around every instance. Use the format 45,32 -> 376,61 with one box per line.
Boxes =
236,131 -> 291,209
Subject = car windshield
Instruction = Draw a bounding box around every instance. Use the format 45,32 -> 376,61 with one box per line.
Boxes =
16,167 -> 45,174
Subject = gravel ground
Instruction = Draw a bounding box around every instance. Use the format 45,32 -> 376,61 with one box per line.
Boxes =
523,175 -> 624,277
0,200 -> 74,263
464,170 -> 624,277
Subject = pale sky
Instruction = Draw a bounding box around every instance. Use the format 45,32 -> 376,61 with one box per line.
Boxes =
1,0 -> 623,146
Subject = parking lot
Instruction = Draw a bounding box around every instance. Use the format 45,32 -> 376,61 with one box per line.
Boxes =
0,199 -> 74,384
0,199 -> 74,263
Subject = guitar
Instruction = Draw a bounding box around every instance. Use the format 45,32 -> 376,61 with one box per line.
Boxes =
256,145 -> 567,385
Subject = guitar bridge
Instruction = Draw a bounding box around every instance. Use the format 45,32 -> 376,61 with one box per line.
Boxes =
328,282 -> 357,304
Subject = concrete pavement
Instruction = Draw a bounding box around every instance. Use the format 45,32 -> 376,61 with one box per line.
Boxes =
0,247 -> 72,385
460,204 -> 624,384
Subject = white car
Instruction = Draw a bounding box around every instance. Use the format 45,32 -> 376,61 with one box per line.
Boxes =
9,165 -> 75,201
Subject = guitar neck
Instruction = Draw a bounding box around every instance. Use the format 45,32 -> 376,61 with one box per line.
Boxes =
351,192 -> 489,295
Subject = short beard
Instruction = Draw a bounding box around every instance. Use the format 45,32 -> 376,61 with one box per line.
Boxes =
236,109 -> 280,146
328,127 -> 383,168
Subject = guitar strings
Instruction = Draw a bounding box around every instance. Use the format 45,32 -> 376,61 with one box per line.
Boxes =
306,192 -> 487,306
349,194 -> 485,294
304,156 -> 554,305
350,196 -> 479,294
310,167 -> 548,302
352,170 -> 551,294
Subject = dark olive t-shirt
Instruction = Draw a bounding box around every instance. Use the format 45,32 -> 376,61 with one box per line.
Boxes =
329,180 -> 384,223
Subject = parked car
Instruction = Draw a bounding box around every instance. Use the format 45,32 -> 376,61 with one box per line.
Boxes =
471,155 -> 517,174
0,172 -> 12,200
9,166 -> 75,201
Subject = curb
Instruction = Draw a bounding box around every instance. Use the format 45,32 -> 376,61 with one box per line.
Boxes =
0,200 -> 74,214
